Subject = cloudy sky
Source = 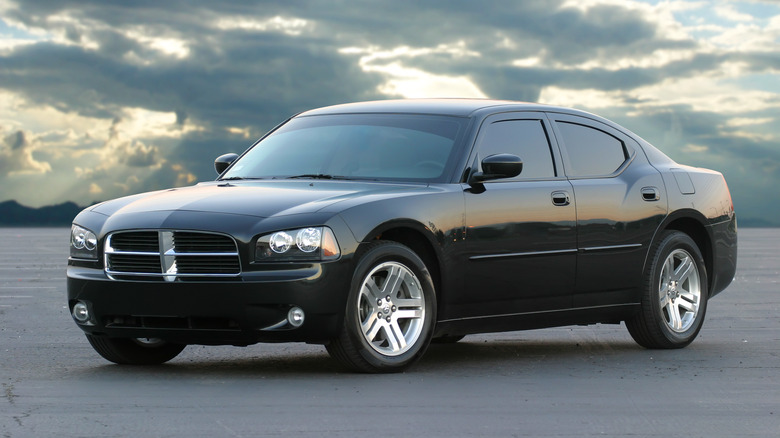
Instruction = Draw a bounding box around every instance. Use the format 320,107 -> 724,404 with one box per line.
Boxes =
1,0 -> 778,225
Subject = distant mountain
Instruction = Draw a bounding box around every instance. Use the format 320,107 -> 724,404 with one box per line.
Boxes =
0,200 -> 86,226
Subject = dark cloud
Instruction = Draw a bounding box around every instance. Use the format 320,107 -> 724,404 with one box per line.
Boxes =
4,30 -> 382,123
0,130 -> 52,175
0,1 -> 760,126
6,130 -> 26,150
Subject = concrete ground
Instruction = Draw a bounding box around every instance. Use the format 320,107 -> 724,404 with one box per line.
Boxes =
1,227 -> 777,437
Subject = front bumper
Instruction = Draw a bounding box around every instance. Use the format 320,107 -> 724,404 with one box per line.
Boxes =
67,260 -> 352,346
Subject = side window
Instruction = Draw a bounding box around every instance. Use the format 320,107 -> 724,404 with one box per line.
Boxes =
477,119 -> 556,179
556,122 -> 627,177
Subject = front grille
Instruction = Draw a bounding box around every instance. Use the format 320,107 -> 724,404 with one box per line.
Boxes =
105,230 -> 240,281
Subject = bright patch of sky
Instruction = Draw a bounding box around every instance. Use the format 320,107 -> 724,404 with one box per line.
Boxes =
653,1 -> 780,117
0,17 -> 41,50
646,0 -> 780,43
723,73 -> 779,93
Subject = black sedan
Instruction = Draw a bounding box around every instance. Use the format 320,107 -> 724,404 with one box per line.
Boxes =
67,99 -> 737,373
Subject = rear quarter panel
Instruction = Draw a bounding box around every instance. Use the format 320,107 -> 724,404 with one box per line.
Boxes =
659,165 -> 738,297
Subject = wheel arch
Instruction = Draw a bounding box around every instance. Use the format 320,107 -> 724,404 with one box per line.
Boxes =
653,210 -> 713,293
358,221 -> 444,312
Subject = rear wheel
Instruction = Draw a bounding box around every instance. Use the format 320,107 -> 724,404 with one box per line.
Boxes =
326,241 -> 436,373
626,231 -> 708,349
86,335 -> 186,365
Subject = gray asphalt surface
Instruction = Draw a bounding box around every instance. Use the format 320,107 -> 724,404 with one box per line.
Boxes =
1,228 -> 777,437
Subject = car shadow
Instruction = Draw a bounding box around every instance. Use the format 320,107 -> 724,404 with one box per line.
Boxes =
419,337 -> 644,370
69,336 -> 649,379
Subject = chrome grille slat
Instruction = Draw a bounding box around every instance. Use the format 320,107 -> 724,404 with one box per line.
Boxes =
107,255 -> 162,273
105,231 -> 241,281
176,256 -> 241,274
173,232 -> 236,253
108,231 -> 159,252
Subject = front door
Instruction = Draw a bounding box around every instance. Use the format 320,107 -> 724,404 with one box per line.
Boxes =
455,113 -> 577,320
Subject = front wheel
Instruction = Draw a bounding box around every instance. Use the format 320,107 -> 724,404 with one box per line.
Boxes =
626,231 -> 708,349
326,241 -> 436,373
86,335 -> 186,365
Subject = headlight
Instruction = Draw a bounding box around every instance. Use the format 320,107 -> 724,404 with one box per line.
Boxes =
255,227 -> 340,262
70,224 -> 98,260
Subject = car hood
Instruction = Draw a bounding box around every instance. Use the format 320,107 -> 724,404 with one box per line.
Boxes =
91,180 -> 433,219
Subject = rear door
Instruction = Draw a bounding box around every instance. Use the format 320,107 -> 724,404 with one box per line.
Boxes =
547,113 -> 667,308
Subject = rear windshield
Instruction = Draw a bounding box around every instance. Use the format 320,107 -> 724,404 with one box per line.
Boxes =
222,113 -> 467,182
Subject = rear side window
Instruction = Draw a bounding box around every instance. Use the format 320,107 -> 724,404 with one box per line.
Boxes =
556,122 -> 627,177
477,119 -> 556,179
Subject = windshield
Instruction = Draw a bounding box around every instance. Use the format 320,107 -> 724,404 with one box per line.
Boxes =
222,113 -> 467,182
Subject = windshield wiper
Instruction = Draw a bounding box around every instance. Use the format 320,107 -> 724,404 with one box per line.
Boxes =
219,176 -> 264,181
286,174 -> 348,180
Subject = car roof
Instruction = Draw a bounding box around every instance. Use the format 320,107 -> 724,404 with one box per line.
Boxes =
298,99 -> 568,118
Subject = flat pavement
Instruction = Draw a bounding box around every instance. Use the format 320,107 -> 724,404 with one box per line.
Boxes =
1,227 -> 777,437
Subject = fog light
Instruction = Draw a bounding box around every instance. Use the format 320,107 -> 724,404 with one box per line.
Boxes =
287,307 -> 305,327
72,302 -> 90,323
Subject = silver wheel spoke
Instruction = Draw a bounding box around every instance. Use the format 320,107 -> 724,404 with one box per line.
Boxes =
362,278 -> 383,302
679,290 -> 697,304
387,322 -> 407,351
362,312 -> 381,340
394,297 -> 423,308
678,296 -> 697,313
658,282 -> 669,302
668,303 -> 684,330
394,309 -> 423,319
663,258 -> 674,282
673,256 -> 694,284
662,300 -> 674,321
382,265 -> 406,297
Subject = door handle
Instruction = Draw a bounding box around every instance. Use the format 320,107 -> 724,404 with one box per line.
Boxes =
641,186 -> 660,201
551,191 -> 570,206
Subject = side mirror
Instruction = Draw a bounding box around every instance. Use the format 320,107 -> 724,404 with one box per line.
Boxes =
214,153 -> 239,175
470,154 -> 523,183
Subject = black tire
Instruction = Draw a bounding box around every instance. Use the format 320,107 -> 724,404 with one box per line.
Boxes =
626,230 -> 708,349
431,335 -> 465,344
326,241 -> 437,373
86,335 -> 186,365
